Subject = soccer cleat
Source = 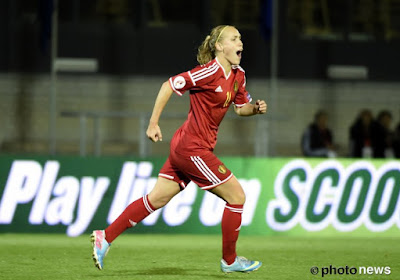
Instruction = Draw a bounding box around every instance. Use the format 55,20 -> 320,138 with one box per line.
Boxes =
221,256 -> 262,273
91,230 -> 111,270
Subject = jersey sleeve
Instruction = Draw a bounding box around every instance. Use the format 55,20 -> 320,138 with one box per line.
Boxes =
169,71 -> 194,96
169,62 -> 218,96
233,73 -> 252,107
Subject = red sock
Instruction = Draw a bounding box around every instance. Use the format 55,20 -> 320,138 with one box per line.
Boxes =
221,203 -> 243,265
105,195 -> 155,243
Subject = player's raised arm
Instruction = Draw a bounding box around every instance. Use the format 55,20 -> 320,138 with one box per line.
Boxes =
146,81 -> 174,142
234,99 -> 267,116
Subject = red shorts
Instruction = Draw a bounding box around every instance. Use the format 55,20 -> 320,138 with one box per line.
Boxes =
158,150 -> 233,190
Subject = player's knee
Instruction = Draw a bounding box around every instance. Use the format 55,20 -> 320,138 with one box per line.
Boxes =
228,190 -> 246,205
237,190 -> 246,204
153,199 -> 168,209
147,193 -> 170,209
147,178 -> 180,209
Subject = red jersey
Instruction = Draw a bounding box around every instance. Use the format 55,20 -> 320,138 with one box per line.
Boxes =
168,57 -> 252,154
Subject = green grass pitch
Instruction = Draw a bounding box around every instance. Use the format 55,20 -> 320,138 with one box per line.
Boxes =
0,233 -> 399,279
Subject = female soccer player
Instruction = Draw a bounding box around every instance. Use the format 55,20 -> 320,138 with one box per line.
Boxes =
91,25 -> 267,273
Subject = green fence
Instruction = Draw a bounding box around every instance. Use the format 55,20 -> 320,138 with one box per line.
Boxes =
0,155 -> 399,237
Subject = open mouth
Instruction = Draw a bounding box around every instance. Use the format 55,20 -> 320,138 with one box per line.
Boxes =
236,50 -> 242,59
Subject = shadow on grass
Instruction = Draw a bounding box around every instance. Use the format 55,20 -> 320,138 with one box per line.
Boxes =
135,267 -> 191,275
88,267 -> 229,279
138,267 -> 226,277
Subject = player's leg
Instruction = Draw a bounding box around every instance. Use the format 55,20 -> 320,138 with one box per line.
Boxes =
147,177 -> 182,209
209,177 -> 261,273
105,177 -> 180,242
178,152 -> 261,273
91,177 -> 180,270
209,175 -> 245,204
209,174 -> 245,265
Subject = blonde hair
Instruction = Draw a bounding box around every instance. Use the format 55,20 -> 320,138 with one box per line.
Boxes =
197,25 -> 231,65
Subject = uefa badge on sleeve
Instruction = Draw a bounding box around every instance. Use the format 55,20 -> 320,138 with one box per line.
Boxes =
173,76 -> 186,89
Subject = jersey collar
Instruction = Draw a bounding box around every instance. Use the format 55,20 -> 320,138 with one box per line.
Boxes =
215,57 -> 231,80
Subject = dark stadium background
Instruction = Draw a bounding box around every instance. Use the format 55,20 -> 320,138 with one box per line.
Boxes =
0,0 -> 399,79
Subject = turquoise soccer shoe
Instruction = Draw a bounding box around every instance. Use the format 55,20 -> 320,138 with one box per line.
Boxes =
221,256 -> 262,273
91,230 -> 110,270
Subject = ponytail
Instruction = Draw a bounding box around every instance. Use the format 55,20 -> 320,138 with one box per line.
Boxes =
197,25 -> 230,65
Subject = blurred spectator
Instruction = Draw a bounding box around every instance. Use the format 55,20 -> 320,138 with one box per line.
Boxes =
372,110 -> 395,158
349,109 -> 374,158
301,110 -> 336,157
394,123 -> 400,158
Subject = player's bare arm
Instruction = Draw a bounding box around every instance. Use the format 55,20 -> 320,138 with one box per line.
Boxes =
234,99 -> 267,116
146,81 -> 174,142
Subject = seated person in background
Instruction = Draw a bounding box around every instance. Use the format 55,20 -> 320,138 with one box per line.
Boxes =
394,123 -> 400,158
372,110 -> 395,158
301,110 -> 336,157
349,109 -> 374,158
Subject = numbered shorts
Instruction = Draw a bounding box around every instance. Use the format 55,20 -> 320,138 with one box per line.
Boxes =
158,150 -> 233,190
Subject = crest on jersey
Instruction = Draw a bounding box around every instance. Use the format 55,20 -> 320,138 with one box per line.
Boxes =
218,165 -> 227,174
173,76 -> 186,89
234,80 -> 239,93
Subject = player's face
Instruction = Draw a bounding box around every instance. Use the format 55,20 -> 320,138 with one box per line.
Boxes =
218,27 -> 243,66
